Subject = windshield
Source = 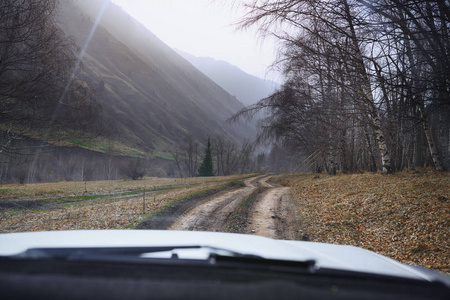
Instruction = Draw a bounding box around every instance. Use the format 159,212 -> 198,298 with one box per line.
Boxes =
0,0 -> 449,278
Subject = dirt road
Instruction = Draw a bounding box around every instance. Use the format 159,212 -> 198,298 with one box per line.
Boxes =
167,175 -> 301,239
167,176 -> 260,231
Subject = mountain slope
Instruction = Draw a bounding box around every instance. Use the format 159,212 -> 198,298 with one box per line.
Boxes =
57,0 -> 255,155
177,50 -> 279,106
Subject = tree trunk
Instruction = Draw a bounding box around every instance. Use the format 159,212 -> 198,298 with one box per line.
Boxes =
328,135 -> 337,175
363,125 -> 378,172
418,103 -> 445,171
340,129 -> 349,173
343,0 -> 392,174
402,27 -> 445,171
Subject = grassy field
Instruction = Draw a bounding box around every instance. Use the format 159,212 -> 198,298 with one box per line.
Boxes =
0,175 -> 246,200
0,174 -> 253,233
279,170 -> 450,274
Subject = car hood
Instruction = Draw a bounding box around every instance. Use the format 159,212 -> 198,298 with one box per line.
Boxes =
0,230 -> 447,284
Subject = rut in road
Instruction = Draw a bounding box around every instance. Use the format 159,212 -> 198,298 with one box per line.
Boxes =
248,185 -> 299,240
168,176 -> 263,231
168,175 -> 302,240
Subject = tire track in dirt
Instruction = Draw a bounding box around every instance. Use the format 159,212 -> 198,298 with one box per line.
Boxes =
248,186 -> 300,239
167,175 -> 302,240
167,176 -> 264,231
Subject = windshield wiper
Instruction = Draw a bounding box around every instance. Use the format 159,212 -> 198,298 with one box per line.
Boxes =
15,245 -> 258,260
13,246 -> 317,273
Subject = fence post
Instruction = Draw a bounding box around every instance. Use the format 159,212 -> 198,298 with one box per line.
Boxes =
143,188 -> 146,213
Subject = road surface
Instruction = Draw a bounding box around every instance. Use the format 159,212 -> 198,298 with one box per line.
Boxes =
168,175 -> 302,239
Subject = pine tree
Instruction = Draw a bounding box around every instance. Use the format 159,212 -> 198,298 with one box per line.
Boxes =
197,138 -> 214,176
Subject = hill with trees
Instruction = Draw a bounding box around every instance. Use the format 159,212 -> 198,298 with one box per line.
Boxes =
0,0 -> 258,183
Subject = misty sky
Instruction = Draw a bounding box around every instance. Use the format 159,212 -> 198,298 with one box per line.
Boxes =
111,0 -> 280,82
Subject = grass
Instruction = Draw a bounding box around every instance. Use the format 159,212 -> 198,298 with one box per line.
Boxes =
0,175 -> 248,200
2,181 -> 227,211
0,189 -> 19,198
118,185 -> 187,196
228,179 -> 246,187
66,140 -> 93,148
62,134 -> 148,157
153,150 -> 175,161
39,194 -> 110,204
65,139 -> 123,154
0,174 -> 251,233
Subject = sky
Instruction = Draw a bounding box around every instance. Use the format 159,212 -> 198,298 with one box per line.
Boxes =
111,0 -> 280,82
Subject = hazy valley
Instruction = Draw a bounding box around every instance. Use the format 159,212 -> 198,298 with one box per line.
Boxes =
0,0 -> 265,183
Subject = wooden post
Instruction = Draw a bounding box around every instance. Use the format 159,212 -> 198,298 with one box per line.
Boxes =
143,189 -> 146,213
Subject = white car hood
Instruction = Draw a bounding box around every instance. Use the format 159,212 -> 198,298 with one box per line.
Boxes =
0,230 -> 443,283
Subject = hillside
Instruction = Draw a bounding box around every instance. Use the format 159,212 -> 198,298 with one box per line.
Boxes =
57,0 -> 256,155
177,50 -> 279,106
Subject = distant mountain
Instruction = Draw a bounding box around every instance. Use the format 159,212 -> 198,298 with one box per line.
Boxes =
176,50 -> 279,107
57,0 -> 255,156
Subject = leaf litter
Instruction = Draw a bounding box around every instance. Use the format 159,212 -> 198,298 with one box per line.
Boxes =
279,170 -> 449,274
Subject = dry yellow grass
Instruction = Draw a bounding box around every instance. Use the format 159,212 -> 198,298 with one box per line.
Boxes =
0,174 -> 252,233
279,170 -> 450,274
0,175 -> 249,200
1,184 -> 220,233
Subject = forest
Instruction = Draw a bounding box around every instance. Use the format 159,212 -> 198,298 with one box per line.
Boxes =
235,0 -> 450,174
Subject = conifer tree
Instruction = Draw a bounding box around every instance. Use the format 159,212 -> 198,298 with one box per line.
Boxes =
197,138 -> 214,176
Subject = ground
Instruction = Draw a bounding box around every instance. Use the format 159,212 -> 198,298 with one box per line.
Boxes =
278,170 -> 449,275
0,170 -> 448,274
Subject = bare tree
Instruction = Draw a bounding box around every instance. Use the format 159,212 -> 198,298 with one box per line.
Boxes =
212,136 -> 256,175
168,134 -> 200,177
231,0 -> 449,173
1,0 -> 74,130
0,0 -> 108,156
